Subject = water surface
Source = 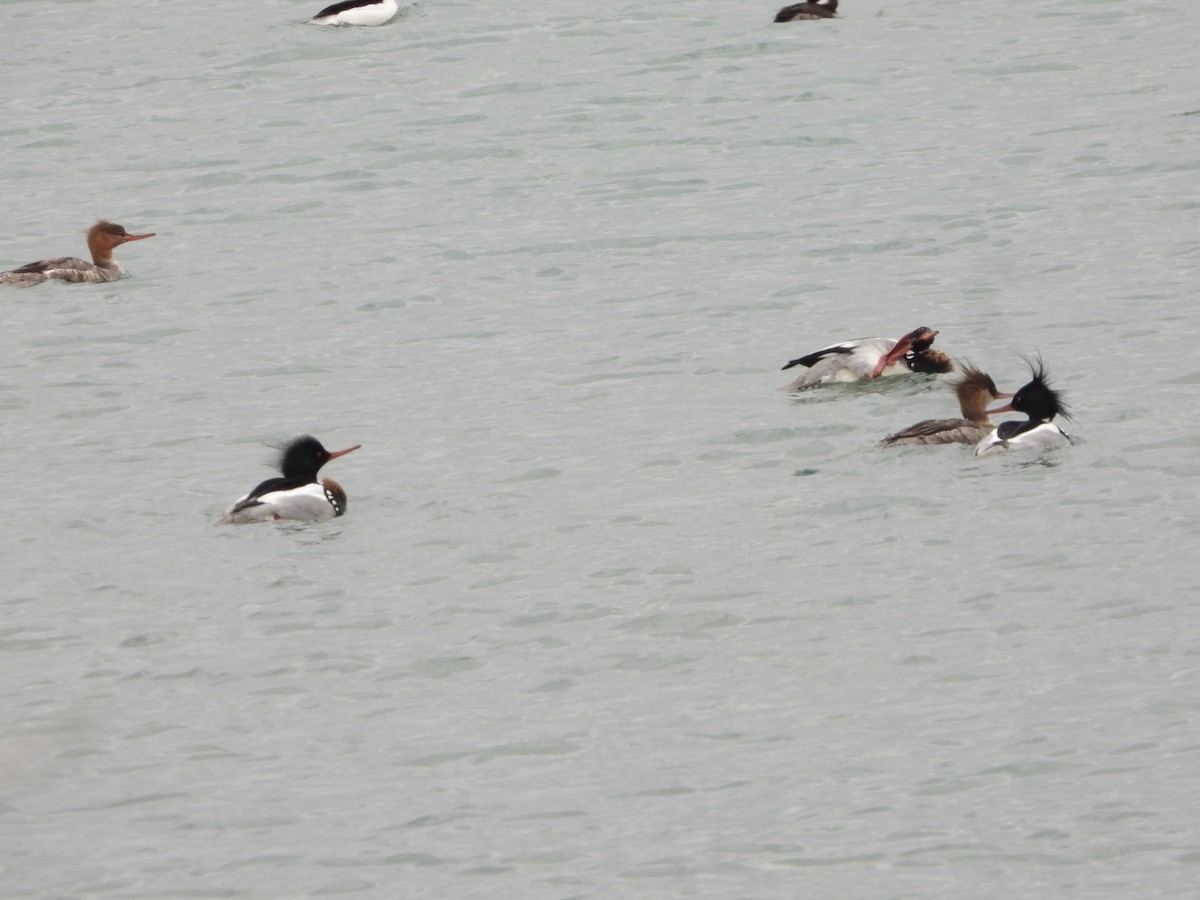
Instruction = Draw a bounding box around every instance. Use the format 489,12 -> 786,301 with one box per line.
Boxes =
2,1 -> 1199,897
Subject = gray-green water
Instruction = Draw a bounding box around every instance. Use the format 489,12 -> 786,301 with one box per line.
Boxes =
2,1 -> 1199,897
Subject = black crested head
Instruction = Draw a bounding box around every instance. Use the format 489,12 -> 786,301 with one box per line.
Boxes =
277,435 -> 331,479
1012,355 -> 1073,422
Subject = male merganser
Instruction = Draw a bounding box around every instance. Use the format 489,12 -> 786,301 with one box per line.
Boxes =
975,357 -> 1072,456
215,436 -> 361,525
781,326 -> 953,391
0,220 -> 155,286
775,0 -> 838,22
309,0 -> 398,25
880,365 -> 1013,446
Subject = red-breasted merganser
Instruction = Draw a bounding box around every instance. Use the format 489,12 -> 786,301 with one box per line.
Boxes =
975,357 -> 1072,456
215,436 -> 361,525
0,220 -> 155,287
775,0 -> 838,22
781,326 -> 953,391
309,0 -> 398,25
880,365 -> 1013,446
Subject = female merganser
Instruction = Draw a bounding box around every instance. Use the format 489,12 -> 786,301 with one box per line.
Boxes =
781,326 -> 953,391
216,435 -> 361,525
309,0 -> 398,25
975,357 -> 1072,456
775,0 -> 838,22
0,220 -> 155,286
880,364 -> 1013,446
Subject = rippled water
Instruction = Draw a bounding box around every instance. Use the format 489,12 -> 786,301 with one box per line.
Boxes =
3,1 -> 1199,897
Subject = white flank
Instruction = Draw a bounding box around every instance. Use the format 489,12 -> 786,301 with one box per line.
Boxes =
216,482 -> 336,525
975,423 -> 1071,457
310,0 -> 398,26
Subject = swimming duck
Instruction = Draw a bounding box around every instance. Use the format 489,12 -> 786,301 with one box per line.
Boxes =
775,0 -> 839,22
309,0 -> 398,26
880,364 -> 1012,446
975,357 -> 1072,456
0,220 -> 155,286
216,435 -> 361,525
781,326 -> 953,391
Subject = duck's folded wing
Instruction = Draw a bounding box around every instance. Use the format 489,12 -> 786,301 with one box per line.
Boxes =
216,483 -> 335,525
881,418 -> 983,446
781,337 -> 889,371
8,255 -> 88,275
